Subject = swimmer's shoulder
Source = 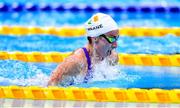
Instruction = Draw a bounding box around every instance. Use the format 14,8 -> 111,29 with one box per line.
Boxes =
65,48 -> 87,74
65,48 -> 87,64
72,48 -> 86,58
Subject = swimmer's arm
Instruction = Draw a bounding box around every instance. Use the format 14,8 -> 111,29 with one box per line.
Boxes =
47,55 -> 82,86
108,50 -> 119,66
47,64 -> 63,86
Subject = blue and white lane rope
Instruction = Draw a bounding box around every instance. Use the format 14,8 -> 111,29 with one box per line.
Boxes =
0,3 -> 180,13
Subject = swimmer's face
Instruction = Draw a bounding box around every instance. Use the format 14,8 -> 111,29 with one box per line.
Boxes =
95,30 -> 119,58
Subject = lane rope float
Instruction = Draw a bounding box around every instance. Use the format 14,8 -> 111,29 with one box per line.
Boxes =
0,26 -> 180,37
0,3 -> 180,13
0,51 -> 179,66
0,86 -> 180,103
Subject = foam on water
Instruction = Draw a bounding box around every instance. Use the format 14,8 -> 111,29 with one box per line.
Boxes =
0,59 -> 141,87
89,59 -> 140,83
0,60 -> 180,88
0,60 -> 50,87
72,59 -> 141,88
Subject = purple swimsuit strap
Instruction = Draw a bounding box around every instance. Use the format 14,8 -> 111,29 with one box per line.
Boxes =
82,47 -> 92,82
82,47 -> 91,70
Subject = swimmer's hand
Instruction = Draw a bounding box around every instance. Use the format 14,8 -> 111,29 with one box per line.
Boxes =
107,50 -> 119,66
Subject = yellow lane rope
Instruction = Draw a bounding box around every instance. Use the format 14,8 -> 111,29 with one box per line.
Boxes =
0,86 -> 180,103
0,51 -> 179,66
0,26 -> 180,37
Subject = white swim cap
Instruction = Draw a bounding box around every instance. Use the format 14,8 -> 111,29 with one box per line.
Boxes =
84,13 -> 118,37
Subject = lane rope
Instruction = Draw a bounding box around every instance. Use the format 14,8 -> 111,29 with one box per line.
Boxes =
0,26 -> 180,37
0,86 -> 180,103
0,3 -> 180,13
0,51 -> 179,66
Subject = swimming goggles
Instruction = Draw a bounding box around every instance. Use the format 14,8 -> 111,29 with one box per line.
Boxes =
100,34 -> 119,43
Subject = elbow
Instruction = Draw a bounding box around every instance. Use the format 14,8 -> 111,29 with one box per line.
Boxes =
47,72 -> 60,86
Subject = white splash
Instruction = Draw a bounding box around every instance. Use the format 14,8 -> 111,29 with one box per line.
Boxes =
89,59 -> 140,83
90,59 -> 120,82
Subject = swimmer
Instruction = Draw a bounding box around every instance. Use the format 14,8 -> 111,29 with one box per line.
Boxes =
48,13 -> 119,86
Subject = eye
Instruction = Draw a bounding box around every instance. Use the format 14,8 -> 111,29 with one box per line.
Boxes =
109,37 -> 116,40
107,37 -> 115,42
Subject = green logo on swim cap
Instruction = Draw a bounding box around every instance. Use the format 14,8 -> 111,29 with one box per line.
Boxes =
88,20 -> 92,25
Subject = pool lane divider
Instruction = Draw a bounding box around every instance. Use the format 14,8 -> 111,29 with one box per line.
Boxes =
0,26 -> 180,37
0,3 -> 180,13
0,51 -> 179,66
0,86 -> 180,103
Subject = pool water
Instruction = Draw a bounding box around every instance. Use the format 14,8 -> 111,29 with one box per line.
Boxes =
0,59 -> 180,89
0,34 -> 179,88
1,12 -> 180,27
0,35 -> 179,54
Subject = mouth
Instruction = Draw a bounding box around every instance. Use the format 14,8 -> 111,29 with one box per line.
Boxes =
111,45 -> 117,49
107,50 -> 112,56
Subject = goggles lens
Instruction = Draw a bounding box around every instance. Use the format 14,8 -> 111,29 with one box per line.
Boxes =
100,34 -> 119,43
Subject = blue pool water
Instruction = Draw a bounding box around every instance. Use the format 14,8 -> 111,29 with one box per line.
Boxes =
1,12 -> 180,27
0,60 -> 180,89
0,35 -> 179,54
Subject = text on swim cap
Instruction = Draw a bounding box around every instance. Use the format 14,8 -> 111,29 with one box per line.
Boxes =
87,24 -> 103,31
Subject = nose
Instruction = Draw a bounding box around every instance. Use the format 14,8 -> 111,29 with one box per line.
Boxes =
112,41 -> 117,48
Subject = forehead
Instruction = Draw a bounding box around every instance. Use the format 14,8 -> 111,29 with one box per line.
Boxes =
104,30 -> 119,36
